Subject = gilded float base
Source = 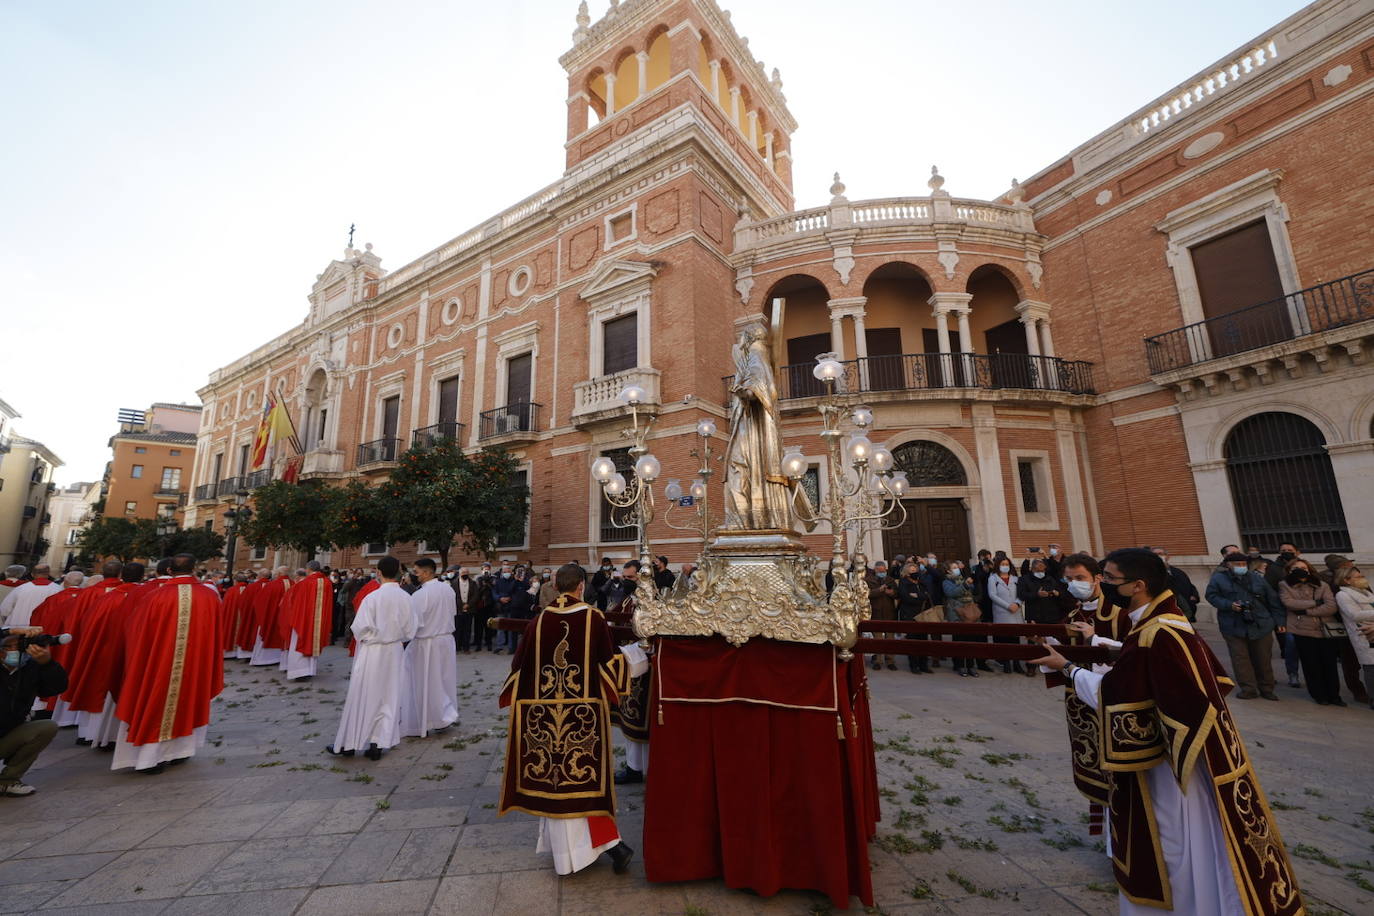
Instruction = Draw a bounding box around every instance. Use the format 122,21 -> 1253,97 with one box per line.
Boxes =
634,529 -> 866,651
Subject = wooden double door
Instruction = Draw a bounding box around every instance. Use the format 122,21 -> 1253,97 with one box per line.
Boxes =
881,499 -> 972,565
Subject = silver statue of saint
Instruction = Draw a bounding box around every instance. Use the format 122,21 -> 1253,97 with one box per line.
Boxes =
723,321 -> 796,532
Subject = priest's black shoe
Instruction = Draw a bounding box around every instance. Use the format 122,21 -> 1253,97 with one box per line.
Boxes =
140,763 -> 166,776
613,765 -> 643,785
607,842 -> 634,874
326,746 -> 355,757
364,744 -> 383,761
75,737 -> 92,747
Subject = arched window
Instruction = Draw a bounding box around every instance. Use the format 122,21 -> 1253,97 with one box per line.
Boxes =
891,441 -> 967,488
1224,412 -> 1350,552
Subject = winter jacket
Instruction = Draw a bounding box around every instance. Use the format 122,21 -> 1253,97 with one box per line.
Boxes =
1278,578 -> 1339,638
1205,569 -> 1279,640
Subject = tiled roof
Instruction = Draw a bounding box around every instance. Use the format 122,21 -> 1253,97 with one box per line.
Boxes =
113,431 -> 198,445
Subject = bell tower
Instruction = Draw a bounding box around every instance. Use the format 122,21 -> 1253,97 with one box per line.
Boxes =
560,0 -> 796,215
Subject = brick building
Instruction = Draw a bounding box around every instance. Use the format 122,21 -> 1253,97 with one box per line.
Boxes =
188,0 -> 1374,589
104,404 -> 201,523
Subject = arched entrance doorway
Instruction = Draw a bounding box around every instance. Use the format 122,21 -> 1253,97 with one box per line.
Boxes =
881,441 -> 972,563
1224,411 -> 1351,552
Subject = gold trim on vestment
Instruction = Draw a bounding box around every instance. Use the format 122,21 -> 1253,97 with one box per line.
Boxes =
312,580 -> 324,654
158,584 -> 192,743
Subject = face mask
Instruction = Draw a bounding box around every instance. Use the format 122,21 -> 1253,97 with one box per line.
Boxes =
998,565 -> 1011,575
1032,571 -> 1045,579
1231,565 -> 1248,576
1247,552 -> 1261,559
3,651 -> 20,668
1285,569 -> 1311,584
1067,580 -> 1095,600
460,574 -> 469,580
501,572 -> 511,579
541,574 -> 550,581
874,571 -> 886,579
926,557 -> 937,566
1049,548 -> 1059,557
1278,551 -> 1295,562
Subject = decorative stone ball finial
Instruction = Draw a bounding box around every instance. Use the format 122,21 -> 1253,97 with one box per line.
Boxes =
771,67 -> 783,90
365,242 -> 374,252
829,172 -> 846,200
574,0 -> 590,36
1007,178 -> 1025,205
928,165 -> 945,193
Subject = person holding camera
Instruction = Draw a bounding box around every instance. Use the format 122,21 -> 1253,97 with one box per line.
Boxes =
1206,551 -> 1281,700
0,627 -> 69,796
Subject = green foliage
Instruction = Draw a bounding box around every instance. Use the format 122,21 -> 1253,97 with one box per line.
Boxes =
75,515 -> 156,562
241,480 -> 338,556
380,442 -> 528,566
324,480 -> 388,550
162,526 -> 225,561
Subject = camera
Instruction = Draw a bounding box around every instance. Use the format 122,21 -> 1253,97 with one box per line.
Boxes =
13,634 -> 70,651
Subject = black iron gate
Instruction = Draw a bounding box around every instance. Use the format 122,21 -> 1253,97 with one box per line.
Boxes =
1224,412 -> 1351,552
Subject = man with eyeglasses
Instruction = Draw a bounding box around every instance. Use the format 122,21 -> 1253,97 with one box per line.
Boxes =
1031,548 -> 1301,915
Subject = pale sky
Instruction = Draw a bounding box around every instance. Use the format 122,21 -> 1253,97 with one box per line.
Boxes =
1,0 -> 1304,485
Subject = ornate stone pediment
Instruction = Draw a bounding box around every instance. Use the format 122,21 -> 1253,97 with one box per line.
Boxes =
578,257 -> 658,302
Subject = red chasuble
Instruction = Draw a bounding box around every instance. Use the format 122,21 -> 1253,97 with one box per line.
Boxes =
30,587 -> 82,666
116,577 -> 224,745
498,595 -> 620,819
283,572 -> 333,657
63,581 -> 141,713
235,578 -> 267,649
255,577 -> 291,650
347,579 -> 380,657
220,583 -> 248,653
1098,593 -> 1302,914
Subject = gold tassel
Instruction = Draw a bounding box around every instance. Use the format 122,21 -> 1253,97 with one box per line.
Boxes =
836,715 -> 845,740
657,703 -> 664,726
851,713 -> 858,738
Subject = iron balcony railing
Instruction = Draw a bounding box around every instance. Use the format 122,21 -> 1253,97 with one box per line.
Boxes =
479,403 -> 542,440
1144,268 -> 1374,374
357,438 -> 401,467
194,483 -> 217,502
412,421 -> 465,450
154,487 -> 184,499
724,352 -> 1095,403
245,469 -> 272,489
216,476 -> 246,497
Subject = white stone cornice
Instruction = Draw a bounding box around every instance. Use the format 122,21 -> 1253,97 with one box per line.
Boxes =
1015,299 -> 1053,321
826,296 -> 867,319
928,292 -> 974,315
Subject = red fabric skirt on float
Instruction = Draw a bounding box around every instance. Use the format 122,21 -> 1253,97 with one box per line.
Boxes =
643,635 -> 879,909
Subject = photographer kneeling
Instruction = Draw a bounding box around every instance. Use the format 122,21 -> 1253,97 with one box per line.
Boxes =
0,628 -> 68,796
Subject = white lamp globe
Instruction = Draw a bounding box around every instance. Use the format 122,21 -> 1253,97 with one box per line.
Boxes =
845,434 -> 873,464
689,478 -> 706,500
851,406 -> 874,428
696,418 -> 717,438
605,472 -> 627,496
871,446 -> 894,472
664,479 -> 683,502
889,471 -> 909,497
812,357 -> 843,382
781,446 -> 807,480
634,453 -> 661,482
591,456 -> 616,482
619,385 -> 646,405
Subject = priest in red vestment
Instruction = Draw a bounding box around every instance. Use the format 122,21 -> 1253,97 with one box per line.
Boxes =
219,572 -> 249,658
1033,548 -> 1302,915
30,572 -> 85,721
249,567 -> 291,666
281,561 -> 333,680
112,554 -> 224,773
64,563 -> 144,749
499,563 -> 637,876
235,570 -> 269,660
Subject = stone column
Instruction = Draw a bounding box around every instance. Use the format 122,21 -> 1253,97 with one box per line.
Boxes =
928,292 -> 974,389
764,132 -> 774,168
830,314 -> 845,360
1052,408 -> 1091,553
729,86 -> 741,130
709,60 -> 721,103
1015,300 -> 1051,388
604,73 -> 617,116
972,404 -> 1012,552
1039,318 -> 1056,358
827,297 -> 868,382
955,307 -> 974,383
1326,441 -> 1374,555
636,51 -> 649,97
747,111 -> 759,149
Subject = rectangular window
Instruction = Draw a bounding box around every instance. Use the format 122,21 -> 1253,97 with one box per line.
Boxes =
801,466 -> 821,510
608,211 -> 634,244
124,501 -> 138,514
599,449 -> 636,542
169,449 -> 182,456
130,464 -> 144,479
1017,460 -> 1039,514
364,542 -> 388,556
134,447 -> 147,454
205,520 -> 213,531
506,353 -> 532,405
211,453 -> 223,483
316,408 -> 327,447
237,443 -> 251,475
251,545 -> 268,561
381,396 -> 400,440
438,377 -> 460,426
495,469 -> 530,548
602,313 -> 638,376
160,467 -> 181,490
157,503 -> 175,519
1190,220 -> 1289,356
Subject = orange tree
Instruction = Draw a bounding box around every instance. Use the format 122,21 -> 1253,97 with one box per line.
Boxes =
379,441 -> 528,569
241,480 -> 339,559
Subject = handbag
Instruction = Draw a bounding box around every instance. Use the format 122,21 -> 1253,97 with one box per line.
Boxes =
955,600 -> 982,623
1320,619 -> 1347,639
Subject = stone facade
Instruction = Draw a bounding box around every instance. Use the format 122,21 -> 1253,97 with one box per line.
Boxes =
190,0 -> 1374,588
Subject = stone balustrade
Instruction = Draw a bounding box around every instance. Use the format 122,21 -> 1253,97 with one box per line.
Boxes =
571,367 -> 662,426
734,194 -> 1034,251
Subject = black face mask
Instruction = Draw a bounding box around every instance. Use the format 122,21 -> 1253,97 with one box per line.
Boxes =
1278,551 -> 1296,562
1285,569 -> 1312,585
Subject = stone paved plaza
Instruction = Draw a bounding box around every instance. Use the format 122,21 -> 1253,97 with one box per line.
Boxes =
3,625 -> 1371,915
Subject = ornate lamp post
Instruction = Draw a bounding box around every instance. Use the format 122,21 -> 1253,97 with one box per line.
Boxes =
783,354 -> 909,572
662,418 -> 719,548
222,487 -> 253,578
155,517 -> 177,558
591,385 -> 661,570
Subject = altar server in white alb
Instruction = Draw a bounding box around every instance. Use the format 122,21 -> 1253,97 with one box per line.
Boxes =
329,556 -> 416,761
0,566 -> 62,628
400,558 -> 459,737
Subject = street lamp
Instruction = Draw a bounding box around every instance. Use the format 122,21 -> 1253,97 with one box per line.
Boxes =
662,415 -> 720,546
222,489 -> 254,578
592,386 -> 661,570
156,517 -> 177,558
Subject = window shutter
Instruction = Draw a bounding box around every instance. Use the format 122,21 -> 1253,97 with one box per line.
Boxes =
602,314 -> 638,375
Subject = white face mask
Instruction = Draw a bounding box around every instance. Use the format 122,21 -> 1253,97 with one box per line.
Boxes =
1067,579 -> 1095,600
1032,571 -> 1045,579
1231,565 -> 1248,576
998,565 -> 1011,575
1049,548 -> 1059,557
